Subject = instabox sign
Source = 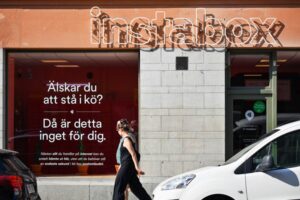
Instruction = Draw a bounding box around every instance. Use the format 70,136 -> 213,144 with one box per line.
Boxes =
90,6 -> 282,48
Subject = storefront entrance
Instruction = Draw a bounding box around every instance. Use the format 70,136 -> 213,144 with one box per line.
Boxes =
226,50 -> 300,159
7,51 -> 139,175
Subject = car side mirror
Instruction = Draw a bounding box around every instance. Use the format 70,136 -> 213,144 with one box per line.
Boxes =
255,155 -> 275,172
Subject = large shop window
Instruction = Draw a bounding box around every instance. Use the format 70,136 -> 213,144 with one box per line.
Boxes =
277,51 -> 300,124
7,52 -> 139,176
230,53 -> 270,87
228,50 -> 300,157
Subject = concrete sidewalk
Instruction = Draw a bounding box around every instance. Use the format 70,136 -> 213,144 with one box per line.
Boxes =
37,176 -> 161,200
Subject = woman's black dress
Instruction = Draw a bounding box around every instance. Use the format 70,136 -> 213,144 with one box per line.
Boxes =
112,137 -> 152,200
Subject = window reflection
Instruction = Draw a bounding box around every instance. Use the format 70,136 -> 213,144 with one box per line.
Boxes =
8,52 -> 139,176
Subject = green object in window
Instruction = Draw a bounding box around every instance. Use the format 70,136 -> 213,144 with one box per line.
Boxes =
253,100 -> 266,114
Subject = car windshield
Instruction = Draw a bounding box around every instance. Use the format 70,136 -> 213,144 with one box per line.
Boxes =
223,129 -> 279,165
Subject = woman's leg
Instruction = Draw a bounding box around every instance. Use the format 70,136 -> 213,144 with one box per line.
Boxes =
112,166 -> 130,200
128,174 -> 152,200
124,185 -> 129,200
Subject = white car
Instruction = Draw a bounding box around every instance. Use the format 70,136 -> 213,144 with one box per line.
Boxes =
153,121 -> 300,200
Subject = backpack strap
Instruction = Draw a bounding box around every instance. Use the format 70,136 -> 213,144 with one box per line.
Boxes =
122,136 -> 140,162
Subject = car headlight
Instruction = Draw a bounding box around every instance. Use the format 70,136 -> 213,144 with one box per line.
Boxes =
161,174 -> 196,190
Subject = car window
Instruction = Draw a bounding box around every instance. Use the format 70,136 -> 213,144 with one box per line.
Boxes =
225,129 -> 279,165
0,158 -> 12,173
251,130 -> 300,171
276,131 -> 300,167
0,155 -> 28,173
225,141 -> 259,165
12,156 -> 28,171
0,157 -> 17,173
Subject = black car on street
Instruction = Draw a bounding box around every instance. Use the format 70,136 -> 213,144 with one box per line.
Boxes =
0,149 -> 40,200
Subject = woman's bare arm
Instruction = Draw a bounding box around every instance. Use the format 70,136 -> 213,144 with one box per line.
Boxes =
123,138 -> 144,174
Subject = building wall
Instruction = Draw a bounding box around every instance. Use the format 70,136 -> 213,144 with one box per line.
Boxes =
0,49 -> 3,149
0,2 -> 297,199
0,8 -> 300,48
139,48 -> 226,179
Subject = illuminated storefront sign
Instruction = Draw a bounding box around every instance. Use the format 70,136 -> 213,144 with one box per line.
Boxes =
90,6 -> 283,48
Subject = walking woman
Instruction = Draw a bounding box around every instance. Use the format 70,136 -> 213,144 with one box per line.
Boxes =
113,119 -> 152,200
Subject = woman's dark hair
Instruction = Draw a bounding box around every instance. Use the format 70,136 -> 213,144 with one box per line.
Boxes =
116,118 -> 130,132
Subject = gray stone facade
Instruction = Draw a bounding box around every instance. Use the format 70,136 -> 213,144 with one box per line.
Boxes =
139,48 -> 226,179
